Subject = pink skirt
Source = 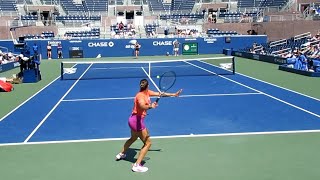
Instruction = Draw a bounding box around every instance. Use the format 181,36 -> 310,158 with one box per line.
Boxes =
128,114 -> 146,132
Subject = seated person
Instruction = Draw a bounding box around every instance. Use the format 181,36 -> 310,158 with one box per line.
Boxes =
294,51 -> 308,71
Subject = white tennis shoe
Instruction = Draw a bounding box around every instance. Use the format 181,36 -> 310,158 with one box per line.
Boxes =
115,153 -> 126,160
132,163 -> 148,172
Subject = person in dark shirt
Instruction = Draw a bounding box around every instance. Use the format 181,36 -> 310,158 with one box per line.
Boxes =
57,43 -> 63,59
134,41 -> 141,58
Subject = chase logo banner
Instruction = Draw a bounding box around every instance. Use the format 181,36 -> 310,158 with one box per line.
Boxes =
152,41 -> 173,46
88,41 -> 114,48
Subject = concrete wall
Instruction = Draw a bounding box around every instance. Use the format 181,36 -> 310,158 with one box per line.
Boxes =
204,20 -> 320,42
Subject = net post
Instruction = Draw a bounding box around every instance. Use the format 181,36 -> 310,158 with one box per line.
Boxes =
60,62 -> 64,80
232,56 -> 235,75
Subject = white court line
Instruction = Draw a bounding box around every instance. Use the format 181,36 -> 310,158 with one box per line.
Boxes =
185,61 -> 320,118
199,60 -> 320,101
92,64 -> 190,70
23,64 -> 93,143
0,64 -> 77,122
1,129 -> 320,147
141,66 -> 161,92
61,92 -> 263,102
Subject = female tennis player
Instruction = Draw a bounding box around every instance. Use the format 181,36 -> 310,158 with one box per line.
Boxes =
116,79 -> 182,173
134,41 -> 141,58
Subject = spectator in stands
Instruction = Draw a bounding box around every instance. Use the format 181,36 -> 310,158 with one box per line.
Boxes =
207,12 -> 213,23
0,51 -> 3,65
8,52 -> 14,61
111,30 -> 116,38
118,21 -> 124,31
0,51 -> 19,65
164,27 -> 169,37
310,45 -> 320,58
294,51 -> 308,71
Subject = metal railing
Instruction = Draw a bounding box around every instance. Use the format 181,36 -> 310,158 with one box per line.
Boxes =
272,48 -> 291,56
0,46 -> 9,53
270,39 -> 287,47
294,32 -> 311,41
267,14 -> 302,22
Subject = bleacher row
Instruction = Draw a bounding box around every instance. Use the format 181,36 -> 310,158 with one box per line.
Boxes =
148,0 -> 195,13
64,28 -> 101,39
0,0 -> 17,12
55,15 -> 101,21
239,34 -> 313,56
218,11 -> 258,23
110,24 -> 133,34
145,24 -> 159,35
159,12 -> 205,20
207,29 -> 238,36
60,0 -> 108,14
237,0 -> 289,8
0,0 -> 292,13
23,31 -> 55,39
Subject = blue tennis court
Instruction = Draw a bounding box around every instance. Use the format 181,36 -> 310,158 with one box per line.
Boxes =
0,57 -> 319,145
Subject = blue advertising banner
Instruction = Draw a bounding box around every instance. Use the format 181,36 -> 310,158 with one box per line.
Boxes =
0,35 -> 267,59
0,61 -> 20,73
231,51 -> 288,65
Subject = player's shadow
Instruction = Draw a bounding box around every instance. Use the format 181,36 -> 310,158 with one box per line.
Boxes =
120,148 -> 162,165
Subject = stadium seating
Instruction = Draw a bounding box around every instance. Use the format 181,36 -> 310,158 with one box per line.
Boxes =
64,28 -> 100,39
21,15 -> 38,21
148,0 -> 166,11
55,15 -> 101,21
237,0 -> 289,8
110,22 -> 136,37
59,0 -> 108,14
145,23 -> 159,36
159,12 -> 204,20
219,11 -> 258,23
24,31 -> 55,39
239,35 -> 310,55
132,0 -> 145,5
148,0 -> 195,13
60,0 -> 86,14
207,28 -> 238,37
171,0 -> 195,13
82,0 -> 108,13
0,0 -> 17,12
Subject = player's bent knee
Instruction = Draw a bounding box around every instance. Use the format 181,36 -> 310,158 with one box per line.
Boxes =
145,139 -> 152,148
129,136 -> 138,142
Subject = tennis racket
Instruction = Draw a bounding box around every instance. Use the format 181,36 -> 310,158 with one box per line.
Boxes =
155,71 -> 177,103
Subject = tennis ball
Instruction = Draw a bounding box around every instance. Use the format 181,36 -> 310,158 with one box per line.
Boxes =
157,75 -> 160,79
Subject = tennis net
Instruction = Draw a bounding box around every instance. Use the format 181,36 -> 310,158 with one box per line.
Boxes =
60,56 -> 235,80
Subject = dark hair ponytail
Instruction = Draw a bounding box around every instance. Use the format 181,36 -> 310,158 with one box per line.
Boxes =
139,79 -> 149,92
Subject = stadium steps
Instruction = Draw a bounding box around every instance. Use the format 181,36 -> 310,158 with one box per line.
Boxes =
191,2 -> 201,13
108,5 -> 115,16
16,4 -> 27,15
32,0 -> 42,5
139,25 -> 147,38
143,4 -> 151,16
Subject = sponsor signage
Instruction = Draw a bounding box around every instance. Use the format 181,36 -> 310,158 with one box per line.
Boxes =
88,42 -> 114,48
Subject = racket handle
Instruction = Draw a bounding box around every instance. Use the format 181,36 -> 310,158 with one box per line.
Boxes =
155,97 -> 160,103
